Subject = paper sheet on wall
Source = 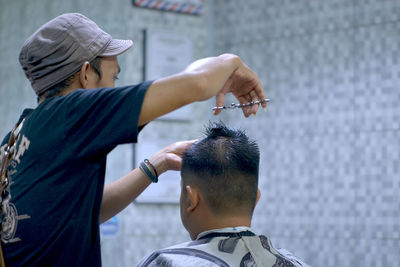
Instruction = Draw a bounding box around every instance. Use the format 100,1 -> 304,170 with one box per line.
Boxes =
145,29 -> 193,121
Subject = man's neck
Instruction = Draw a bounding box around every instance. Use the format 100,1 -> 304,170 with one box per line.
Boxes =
196,225 -> 254,239
192,215 -> 252,240
38,86 -> 79,104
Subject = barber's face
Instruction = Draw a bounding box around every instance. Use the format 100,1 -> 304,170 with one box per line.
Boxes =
88,56 -> 120,88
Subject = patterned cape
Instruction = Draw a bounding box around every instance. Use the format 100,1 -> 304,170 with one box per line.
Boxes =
135,227 -> 311,267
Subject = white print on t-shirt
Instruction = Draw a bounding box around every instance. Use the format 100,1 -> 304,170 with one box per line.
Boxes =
0,131 -> 31,243
14,135 -> 30,164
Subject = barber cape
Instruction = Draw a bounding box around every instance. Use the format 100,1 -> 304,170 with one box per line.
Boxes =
135,227 -> 310,267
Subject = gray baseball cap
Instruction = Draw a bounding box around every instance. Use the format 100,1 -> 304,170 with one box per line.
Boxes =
19,13 -> 133,96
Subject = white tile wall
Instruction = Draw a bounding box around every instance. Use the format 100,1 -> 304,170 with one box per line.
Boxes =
213,1 -> 400,267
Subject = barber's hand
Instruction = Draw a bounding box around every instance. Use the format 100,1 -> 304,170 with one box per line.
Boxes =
182,53 -> 267,118
215,57 -> 267,117
148,139 -> 197,176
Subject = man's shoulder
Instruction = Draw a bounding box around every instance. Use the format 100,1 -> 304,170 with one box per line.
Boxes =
1,109 -> 34,146
135,234 -> 310,267
56,82 -> 152,110
135,240 -> 230,267
256,235 -> 311,267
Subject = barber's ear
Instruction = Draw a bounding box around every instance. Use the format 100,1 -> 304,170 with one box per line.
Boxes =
185,185 -> 199,212
79,61 -> 91,89
255,189 -> 261,207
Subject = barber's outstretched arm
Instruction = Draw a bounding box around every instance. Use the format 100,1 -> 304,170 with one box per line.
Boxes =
100,139 -> 196,223
138,54 -> 267,125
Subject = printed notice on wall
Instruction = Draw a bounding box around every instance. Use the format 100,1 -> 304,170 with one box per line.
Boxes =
145,29 -> 193,121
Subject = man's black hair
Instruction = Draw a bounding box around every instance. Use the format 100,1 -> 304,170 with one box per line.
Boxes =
181,121 -> 260,216
37,57 -> 103,102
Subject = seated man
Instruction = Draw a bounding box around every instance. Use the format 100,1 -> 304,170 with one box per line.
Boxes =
135,122 -> 310,267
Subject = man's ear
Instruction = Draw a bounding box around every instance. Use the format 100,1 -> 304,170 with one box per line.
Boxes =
79,61 -> 91,89
185,185 -> 200,212
255,188 -> 261,207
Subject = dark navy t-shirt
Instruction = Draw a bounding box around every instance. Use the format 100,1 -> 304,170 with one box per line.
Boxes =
0,82 -> 151,266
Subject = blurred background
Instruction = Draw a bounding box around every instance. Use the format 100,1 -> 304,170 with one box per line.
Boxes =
1,0 -> 399,266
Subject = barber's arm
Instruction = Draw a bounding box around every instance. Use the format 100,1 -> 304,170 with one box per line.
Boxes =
138,53 -> 267,125
100,139 -> 196,223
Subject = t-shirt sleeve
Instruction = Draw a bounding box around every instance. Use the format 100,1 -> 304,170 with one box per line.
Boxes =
63,81 -> 152,159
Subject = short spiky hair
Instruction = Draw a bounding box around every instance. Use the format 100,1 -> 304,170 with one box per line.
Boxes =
181,121 -> 260,216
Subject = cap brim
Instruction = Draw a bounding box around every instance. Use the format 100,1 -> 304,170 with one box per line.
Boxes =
100,39 -> 133,57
